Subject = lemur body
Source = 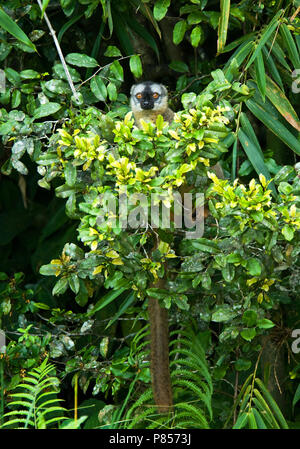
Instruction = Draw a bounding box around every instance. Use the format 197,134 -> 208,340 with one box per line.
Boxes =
130,81 -> 175,412
129,81 -> 224,413
130,81 -> 174,128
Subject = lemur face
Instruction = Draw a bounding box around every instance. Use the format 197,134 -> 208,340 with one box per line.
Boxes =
130,81 -> 168,112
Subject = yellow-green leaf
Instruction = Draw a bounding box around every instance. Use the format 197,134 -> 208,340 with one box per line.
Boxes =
265,76 -> 300,131
217,0 -> 230,53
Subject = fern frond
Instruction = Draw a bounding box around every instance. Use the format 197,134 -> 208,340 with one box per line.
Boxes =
125,387 -> 153,421
173,379 -> 212,419
174,404 -> 209,428
122,328 -> 213,429
2,360 -> 69,429
127,407 -> 158,429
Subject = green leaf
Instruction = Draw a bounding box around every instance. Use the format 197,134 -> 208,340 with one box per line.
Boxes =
11,90 -> 21,109
221,33 -> 255,53
242,310 -> 257,327
235,358 -> 252,371
245,97 -> 300,156
44,79 -> 71,95
129,55 -> 143,78
190,26 -> 203,48
57,13 -> 84,43
5,68 -> 21,86
146,288 -> 169,299
39,264 -> 57,276
267,39 -> 290,71
237,129 -> 276,195
64,162 -> 76,186
222,264 -> 235,282
224,41 -> 254,80
153,0 -> 170,21
66,53 -> 99,68
53,64 -> 81,82
90,75 -> 107,101
240,112 -> 263,157
280,23 -> 300,69
233,412 -> 248,429
217,0 -> 230,53
240,328 -> 256,341
245,9 -> 283,69
181,92 -> 197,109
252,408 -> 267,429
201,273 -> 211,290
169,61 -> 189,73
34,102 -> 62,119
173,20 -> 187,45
262,46 -> 284,91
255,378 -> 289,428
11,159 -> 28,175
99,337 -> 109,358
107,82 -> 117,101
106,292 -> 135,328
111,9 -> 134,55
265,76 -> 300,132
254,50 -> 266,101
104,45 -> 122,57
75,280 -> 88,306
41,0 -> 50,18
292,384 -> 300,410
282,225 -> 294,241
0,8 -> 37,52
52,278 -> 69,296
69,274 -> 80,294
110,60 -> 124,81
212,305 -> 239,322
246,258 -> 262,276
257,318 -> 275,329
86,288 -> 127,317
247,411 -> 258,429
191,238 -> 219,253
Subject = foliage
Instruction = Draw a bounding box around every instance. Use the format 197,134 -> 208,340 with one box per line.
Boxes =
0,0 -> 299,430
122,328 -> 213,429
229,373 -> 289,429
1,359 -> 69,429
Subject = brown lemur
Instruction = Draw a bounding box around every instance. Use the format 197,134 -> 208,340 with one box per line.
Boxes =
130,81 -> 174,127
130,81 -> 224,413
130,81 -> 174,413
130,81 -> 224,179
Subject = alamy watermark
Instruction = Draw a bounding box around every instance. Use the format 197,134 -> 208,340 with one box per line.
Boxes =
0,329 -> 5,354
292,69 -> 300,93
95,186 -> 205,239
0,69 -> 5,94
291,329 -> 300,354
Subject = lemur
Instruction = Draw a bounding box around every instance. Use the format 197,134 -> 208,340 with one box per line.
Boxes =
130,81 -> 224,413
130,81 -> 174,128
130,81 -> 223,178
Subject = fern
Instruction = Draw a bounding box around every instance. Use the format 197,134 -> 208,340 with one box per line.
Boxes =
123,328 -> 213,429
2,359 -> 69,429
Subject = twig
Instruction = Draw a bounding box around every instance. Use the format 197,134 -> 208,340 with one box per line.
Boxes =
77,55 -> 132,89
36,0 -> 80,102
290,6 -> 300,22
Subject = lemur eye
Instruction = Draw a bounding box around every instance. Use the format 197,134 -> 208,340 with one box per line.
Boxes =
152,92 -> 159,99
136,93 -> 143,99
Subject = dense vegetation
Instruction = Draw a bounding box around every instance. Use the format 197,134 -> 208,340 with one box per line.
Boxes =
0,0 -> 300,429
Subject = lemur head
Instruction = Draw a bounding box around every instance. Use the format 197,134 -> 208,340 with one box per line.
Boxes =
130,81 -> 168,112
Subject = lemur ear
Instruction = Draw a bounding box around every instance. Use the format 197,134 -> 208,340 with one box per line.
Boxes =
130,84 -> 137,95
160,84 -> 168,96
